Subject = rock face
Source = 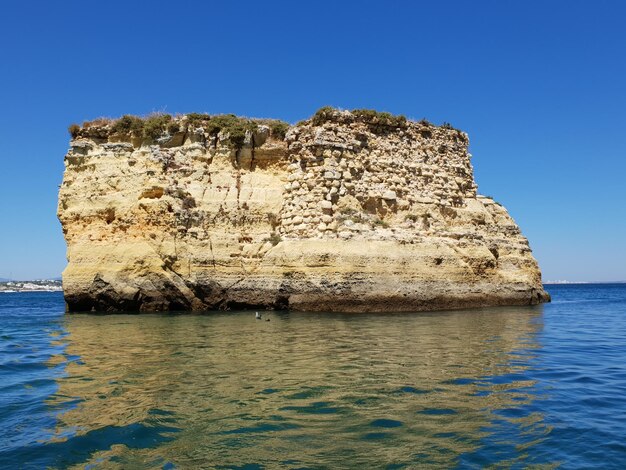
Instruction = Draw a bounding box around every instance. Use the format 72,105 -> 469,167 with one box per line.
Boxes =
58,109 -> 550,312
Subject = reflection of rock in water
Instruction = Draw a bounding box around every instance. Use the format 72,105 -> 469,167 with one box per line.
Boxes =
53,306 -> 545,468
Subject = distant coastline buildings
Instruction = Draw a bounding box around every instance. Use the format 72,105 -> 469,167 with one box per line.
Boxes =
0,280 -> 62,293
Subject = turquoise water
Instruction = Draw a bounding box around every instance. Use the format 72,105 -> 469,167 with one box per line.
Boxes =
1,285 -> 625,469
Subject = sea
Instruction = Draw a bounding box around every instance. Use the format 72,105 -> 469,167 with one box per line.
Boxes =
1,284 -> 625,469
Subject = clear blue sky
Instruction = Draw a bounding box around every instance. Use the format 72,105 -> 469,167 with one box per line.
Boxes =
0,0 -> 624,281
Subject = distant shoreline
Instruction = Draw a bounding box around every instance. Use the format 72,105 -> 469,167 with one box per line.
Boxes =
544,281 -> 626,285
0,280 -> 62,293
0,290 -> 63,293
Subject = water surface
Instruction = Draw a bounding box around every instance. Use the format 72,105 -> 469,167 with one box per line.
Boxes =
1,285 -> 625,468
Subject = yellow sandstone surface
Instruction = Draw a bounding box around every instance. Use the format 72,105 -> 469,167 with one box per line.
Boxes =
58,109 -> 549,312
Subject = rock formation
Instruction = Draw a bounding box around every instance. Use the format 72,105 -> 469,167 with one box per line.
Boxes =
58,108 -> 550,312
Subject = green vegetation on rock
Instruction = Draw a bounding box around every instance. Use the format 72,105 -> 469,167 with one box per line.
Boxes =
111,115 -> 145,136
203,114 -> 257,149
68,124 -> 80,138
268,120 -> 290,140
69,105 -> 461,145
143,114 -> 173,140
310,106 -> 337,126
71,112 -> 292,147
185,113 -> 211,127
309,106 -> 408,131
351,109 -> 407,128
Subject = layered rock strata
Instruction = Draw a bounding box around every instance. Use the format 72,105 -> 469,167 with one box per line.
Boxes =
58,109 -> 550,312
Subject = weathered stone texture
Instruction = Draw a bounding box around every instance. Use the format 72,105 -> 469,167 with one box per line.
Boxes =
58,109 -> 549,312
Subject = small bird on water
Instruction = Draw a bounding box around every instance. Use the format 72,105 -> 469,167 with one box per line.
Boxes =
255,311 -> 270,321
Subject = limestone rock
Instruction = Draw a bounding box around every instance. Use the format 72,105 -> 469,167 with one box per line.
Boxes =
58,109 -> 550,313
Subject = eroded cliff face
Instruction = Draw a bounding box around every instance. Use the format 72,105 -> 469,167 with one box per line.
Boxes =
58,109 -> 549,312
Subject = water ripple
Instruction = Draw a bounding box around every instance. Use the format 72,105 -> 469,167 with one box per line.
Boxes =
1,286 -> 626,468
